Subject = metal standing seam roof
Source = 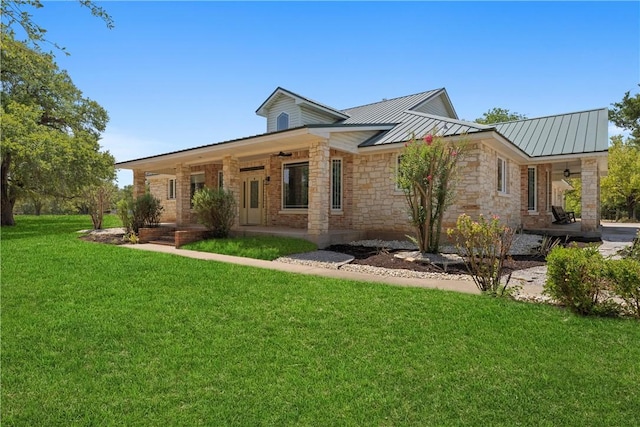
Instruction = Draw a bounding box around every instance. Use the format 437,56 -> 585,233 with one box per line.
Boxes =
117,87 -> 609,167
340,89 -> 442,124
493,108 -> 608,157
358,111 -> 492,147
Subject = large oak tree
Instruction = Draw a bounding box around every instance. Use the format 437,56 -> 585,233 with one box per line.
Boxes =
1,1 -> 114,225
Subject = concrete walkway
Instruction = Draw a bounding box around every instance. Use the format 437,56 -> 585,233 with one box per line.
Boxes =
126,244 -> 481,295
125,222 -> 638,298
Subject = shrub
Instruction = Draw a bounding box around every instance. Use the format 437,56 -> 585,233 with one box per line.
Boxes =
447,214 -> 515,296
116,198 -> 132,232
607,258 -> 640,318
534,234 -> 565,258
192,188 -> 237,238
544,245 -> 611,315
619,230 -> 640,261
117,194 -> 163,234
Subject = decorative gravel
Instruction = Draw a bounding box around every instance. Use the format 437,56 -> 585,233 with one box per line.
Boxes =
339,263 -> 470,281
275,251 -> 355,270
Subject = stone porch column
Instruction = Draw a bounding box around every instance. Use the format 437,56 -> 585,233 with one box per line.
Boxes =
222,156 -> 240,228
175,163 -> 191,226
133,169 -> 146,198
580,157 -> 600,232
307,140 -> 330,237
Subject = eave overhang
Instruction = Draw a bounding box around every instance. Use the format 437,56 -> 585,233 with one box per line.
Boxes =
116,124 -> 394,173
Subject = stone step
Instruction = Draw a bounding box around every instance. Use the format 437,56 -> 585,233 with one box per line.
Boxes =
149,238 -> 176,246
148,232 -> 176,246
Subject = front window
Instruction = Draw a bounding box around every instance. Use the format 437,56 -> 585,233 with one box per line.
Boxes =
190,173 -> 205,206
277,112 -> 289,131
528,166 -> 537,211
331,159 -> 342,210
283,161 -> 308,209
168,179 -> 176,200
497,157 -> 507,193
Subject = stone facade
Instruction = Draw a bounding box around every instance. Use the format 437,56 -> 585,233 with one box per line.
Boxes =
148,176 -> 176,222
581,157 -> 600,232
142,141 -> 599,239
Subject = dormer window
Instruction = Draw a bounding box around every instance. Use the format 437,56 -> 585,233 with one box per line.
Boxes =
277,112 -> 289,131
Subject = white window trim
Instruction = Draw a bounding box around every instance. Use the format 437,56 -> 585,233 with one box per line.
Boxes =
281,159 -> 309,211
527,166 -> 537,212
331,158 -> 343,211
497,156 -> 508,194
168,178 -> 176,200
276,112 -> 289,131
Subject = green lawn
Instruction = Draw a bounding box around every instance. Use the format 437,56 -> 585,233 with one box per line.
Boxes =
182,235 -> 317,260
2,215 -> 639,426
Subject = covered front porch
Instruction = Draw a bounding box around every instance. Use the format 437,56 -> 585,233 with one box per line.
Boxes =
520,154 -> 607,239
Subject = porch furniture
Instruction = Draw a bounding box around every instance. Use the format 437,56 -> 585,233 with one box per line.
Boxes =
552,206 -> 576,224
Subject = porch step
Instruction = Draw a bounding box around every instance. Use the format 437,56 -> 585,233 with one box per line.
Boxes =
148,232 -> 176,246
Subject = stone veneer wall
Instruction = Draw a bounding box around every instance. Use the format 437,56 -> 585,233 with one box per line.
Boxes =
147,163 -> 224,224
148,176 -> 177,222
351,152 -> 410,235
520,163 -> 554,229
580,157 -> 600,232
350,144 -> 522,239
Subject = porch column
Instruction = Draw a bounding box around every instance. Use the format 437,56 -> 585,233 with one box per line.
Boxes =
580,157 -> 600,232
307,139 -> 330,237
222,155 -> 240,228
133,169 -> 146,198
175,163 -> 191,226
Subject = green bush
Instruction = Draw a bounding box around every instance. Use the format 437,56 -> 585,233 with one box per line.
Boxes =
117,194 -> 163,234
620,230 -> 640,261
116,199 -> 131,231
544,245 -> 611,315
192,188 -> 237,238
131,193 -> 163,233
608,258 -> 640,318
447,214 -> 515,296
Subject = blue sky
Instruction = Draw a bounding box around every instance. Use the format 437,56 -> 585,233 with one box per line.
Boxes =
29,1 -> 640,187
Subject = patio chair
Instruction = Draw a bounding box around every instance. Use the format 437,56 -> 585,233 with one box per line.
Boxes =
552,206 -> 576,224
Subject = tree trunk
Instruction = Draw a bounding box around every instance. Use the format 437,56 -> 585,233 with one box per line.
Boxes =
1,152 -> 16,226
34,198 -> 43,216
627,195 -> 636,220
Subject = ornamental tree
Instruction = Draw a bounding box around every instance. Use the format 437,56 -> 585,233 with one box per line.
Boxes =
397,132 -> 466,253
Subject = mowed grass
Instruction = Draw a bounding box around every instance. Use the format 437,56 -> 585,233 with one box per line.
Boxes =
2,216 -> 639,426
182,235 -> 317,260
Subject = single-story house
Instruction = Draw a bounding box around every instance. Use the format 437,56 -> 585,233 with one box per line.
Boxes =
116,87 -> 608,247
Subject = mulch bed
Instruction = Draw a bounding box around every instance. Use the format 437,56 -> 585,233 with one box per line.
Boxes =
326,244 -> 547,276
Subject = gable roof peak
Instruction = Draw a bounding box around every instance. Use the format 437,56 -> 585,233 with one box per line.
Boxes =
255,86 -> 349,119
